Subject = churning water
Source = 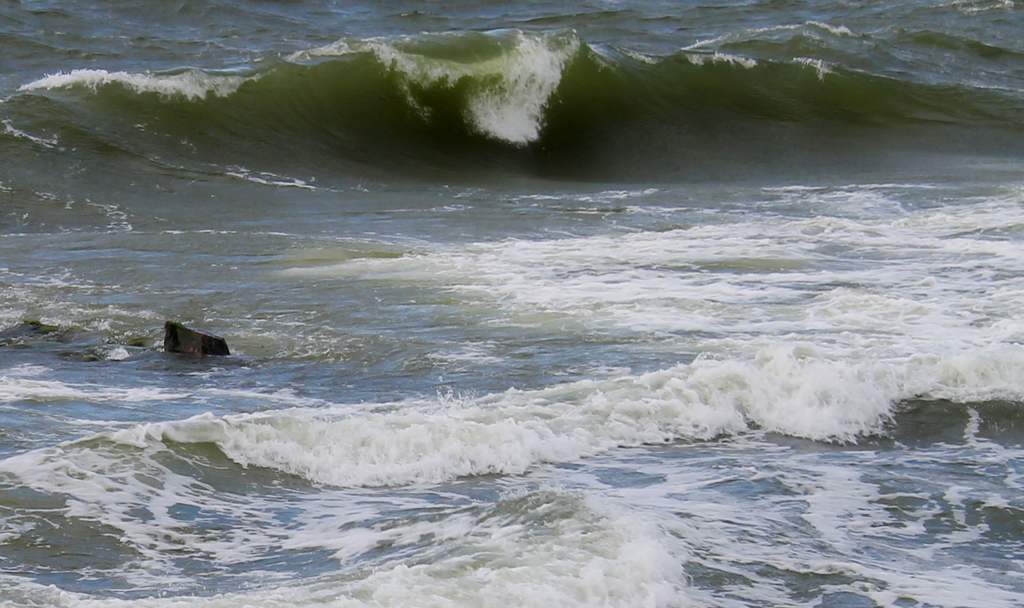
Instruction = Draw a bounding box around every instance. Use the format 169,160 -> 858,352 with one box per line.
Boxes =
1,2 -> 1023,607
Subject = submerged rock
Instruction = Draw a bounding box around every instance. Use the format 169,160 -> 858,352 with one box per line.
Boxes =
125,336 -> 150,348
163,321 -> 230,356
0,320 -> 68,347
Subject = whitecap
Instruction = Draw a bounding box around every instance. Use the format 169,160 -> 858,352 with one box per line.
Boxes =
19,69 -> 253,101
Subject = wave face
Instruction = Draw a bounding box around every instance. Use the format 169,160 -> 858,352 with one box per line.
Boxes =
7,29 -> 1024,179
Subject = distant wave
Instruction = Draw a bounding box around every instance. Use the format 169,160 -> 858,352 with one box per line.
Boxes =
7,29 -> 1024,178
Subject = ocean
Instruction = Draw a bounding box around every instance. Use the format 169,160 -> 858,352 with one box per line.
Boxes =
1,1 -> 1022,606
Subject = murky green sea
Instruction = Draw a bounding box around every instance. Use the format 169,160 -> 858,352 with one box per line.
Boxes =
1,2 -> 1023,606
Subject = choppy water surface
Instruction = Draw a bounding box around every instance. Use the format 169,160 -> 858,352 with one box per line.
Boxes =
1,2 -> 1023,607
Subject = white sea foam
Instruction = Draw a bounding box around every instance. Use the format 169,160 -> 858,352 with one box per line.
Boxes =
951,0 -> 1016,14
0,487 -> 684,608
621,48 -> 659,65
225,166 -> 318,190
19,69 -> 251,100
615,444 -> 1024,608
1,342 -> 991,489
85,201 -> 132,232
0,376 -> 183,404
806,21 -> 854,37
5,394 -> 1017,607
684,20 -> 854,51
795,56 -> 833,80
0,374 -> 329,409
514,188 -> 659,205
2,118 -> 59,148
460,33 -> 577,144
426,342 -> 504,367
283,187 -> 1024,354
287,38 -> 354,60
684,52 -> 758,68
289,31 -> 579,144
256,185 -> 1024,489
102,346 -> 131,361
3,363 -> 51,377
4,194 -> 1021,602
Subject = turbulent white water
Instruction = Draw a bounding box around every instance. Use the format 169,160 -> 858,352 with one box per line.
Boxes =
283,184 -> 1024,360
0,492 -> 684,608
2,181 -> 1022,607
3,425 -> 688,604
0,338 -> 1016,498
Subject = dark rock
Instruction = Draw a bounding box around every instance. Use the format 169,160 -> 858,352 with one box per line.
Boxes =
163,321 -> 230,356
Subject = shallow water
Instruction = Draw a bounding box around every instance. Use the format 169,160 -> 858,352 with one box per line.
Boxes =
1,2 -> 1023,607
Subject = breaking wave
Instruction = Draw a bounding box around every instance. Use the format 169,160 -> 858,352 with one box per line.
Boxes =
5,343 -> 1021,489
6,29 -> 1024,178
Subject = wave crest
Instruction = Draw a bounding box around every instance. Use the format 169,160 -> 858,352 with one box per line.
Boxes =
19,68 -> 251,100
95,344 -> 1024,487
